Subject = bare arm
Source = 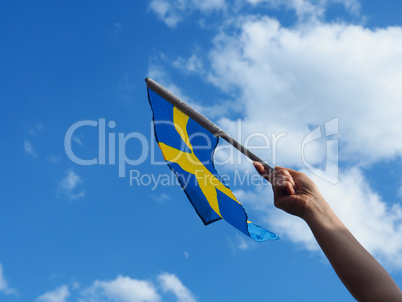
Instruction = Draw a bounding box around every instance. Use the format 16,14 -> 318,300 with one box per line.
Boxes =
254,162 -> 402,302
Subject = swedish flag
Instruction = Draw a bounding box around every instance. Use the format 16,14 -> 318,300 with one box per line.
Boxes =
147,86 -> 278,242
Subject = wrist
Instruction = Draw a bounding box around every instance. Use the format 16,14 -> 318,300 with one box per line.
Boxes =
302,196 -> 338,228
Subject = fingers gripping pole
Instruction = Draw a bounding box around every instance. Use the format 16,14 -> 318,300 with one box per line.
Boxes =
145,78 -> 275,174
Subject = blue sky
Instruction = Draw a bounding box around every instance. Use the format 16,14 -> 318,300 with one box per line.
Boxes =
2,0 -> 402,301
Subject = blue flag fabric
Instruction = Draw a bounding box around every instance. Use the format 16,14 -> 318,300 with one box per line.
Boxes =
148,88 -> 279,242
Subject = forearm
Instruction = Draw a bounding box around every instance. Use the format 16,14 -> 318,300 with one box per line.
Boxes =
304,198 -> 402,302
255,164 -> 402,300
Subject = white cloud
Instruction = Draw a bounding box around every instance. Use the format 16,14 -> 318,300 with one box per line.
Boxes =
230,166 -> 402,269
265,168 -> 402,269
58,170 -> 85,200
59,171 -> 82,191
149,0 -> 182,28
246,0 -> 324,21
0,263 -> 16,296
154,8 -> 402,269
37,285 -> 70,302
72,136 -> 83,146
149,0 -> 226,27
82,275 -> 160,302
28,124 -> 44,136
203,16 -> 402,267
253,0 -> 360,20
237,237 -> 249,250
207,17 -> 402,167
148,62 -> 240,120
151,193 -> 172,203
335,0 -> 360,15
173,54 -> 203,74
158,273 -> 196,302
230,235 -> 251,250
38,274 -> 196,302
148,63 -> 206,116
148,63 -> 187,99
315,168 -> 402,269
48,155 -> 61,164
25,124 -> 44,157
150,0 -> 359,27
24,140 -> 37,157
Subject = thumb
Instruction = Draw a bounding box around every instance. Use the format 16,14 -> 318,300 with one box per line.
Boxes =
275,166 -> 302,177
253,161 -> 271,181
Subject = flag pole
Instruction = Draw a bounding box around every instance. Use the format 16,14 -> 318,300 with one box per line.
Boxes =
146,77 -> 275,174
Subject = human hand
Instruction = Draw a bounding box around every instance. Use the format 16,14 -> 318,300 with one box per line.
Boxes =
253,162 -> 325,220
255,162 -> 402,301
